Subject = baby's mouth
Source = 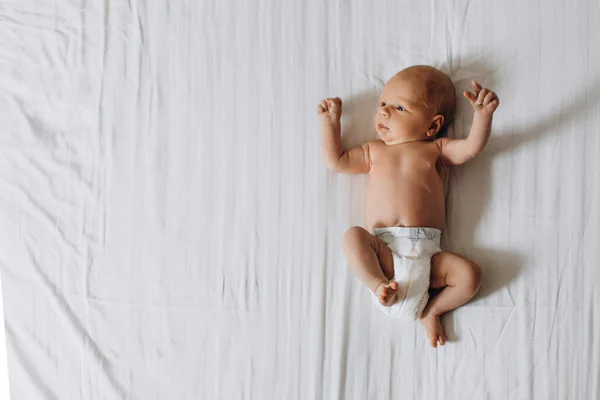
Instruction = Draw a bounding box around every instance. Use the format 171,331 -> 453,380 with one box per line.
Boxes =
377,123 -> 389,131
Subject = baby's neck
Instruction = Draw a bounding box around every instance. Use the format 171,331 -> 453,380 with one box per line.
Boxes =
383,137 -> 432,146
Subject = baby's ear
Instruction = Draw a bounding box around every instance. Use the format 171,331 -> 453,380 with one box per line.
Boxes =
427,114 -> 445,137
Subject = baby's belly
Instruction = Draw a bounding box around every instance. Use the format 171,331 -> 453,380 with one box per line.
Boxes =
364,176 -> 446,231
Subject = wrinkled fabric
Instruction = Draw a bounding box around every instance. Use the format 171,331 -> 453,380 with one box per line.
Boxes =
1,0 -> 600,399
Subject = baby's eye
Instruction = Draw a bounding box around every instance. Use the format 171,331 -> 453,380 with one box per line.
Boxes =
396,105 -> 405,111
379,102 -> 386,107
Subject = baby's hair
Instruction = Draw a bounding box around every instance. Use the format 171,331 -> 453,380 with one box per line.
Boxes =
394,65 -> 456,138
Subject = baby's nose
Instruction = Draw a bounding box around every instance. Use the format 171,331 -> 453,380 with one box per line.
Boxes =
378,108 -> 389,118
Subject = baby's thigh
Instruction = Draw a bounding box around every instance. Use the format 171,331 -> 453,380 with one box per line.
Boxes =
430,251 -> 482,289
342,227 -> 394,280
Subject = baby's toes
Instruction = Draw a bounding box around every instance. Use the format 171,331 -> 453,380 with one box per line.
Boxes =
379,288 -> 388,303
430,336 -> 438,348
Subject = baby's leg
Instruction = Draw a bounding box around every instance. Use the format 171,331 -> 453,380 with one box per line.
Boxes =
421,251 -> 482,347
342,227 -> 398,306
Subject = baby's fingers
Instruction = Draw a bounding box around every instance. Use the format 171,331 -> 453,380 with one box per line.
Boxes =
317,100 -> 328,113
471,80 -> 483,93
326,98 -> 341,109
463,91 -> 477,103
483,91 -> 498,105
476,88 -> 489,105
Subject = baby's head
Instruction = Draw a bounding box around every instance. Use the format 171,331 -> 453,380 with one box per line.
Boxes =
375,65 -> 456,145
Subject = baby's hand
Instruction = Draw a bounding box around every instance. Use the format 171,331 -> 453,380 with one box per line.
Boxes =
317,97 -> 342,123
463,80 -> 499,117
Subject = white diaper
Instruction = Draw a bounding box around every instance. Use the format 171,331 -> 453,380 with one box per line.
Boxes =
371,227 -> 442,321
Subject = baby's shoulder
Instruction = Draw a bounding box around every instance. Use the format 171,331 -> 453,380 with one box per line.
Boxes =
433,137 -> 451,147
364,140 -> 386,160
430,138 -> 450,155
365,139 -> 386,152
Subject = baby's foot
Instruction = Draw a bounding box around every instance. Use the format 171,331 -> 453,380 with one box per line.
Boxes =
375,281 -> 399,306
421,313 -> 446,348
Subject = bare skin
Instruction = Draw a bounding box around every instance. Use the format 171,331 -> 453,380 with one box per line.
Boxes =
319,65 -> 499,347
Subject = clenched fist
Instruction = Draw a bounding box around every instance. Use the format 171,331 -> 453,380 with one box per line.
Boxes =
317,97 -> 343,123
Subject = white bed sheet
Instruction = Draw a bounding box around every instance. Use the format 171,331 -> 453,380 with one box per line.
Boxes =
1,0 -> 600,398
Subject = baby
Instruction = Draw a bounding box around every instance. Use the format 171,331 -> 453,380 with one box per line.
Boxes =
318,65 -> 499,347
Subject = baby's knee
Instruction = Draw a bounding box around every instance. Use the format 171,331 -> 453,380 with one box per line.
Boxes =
342,226 -> 367,250
463,261 -> 483,293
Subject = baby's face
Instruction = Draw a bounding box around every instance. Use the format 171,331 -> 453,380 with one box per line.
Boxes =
374,76 -> 435,145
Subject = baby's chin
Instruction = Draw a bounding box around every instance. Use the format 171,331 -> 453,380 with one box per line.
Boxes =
378,132 -> 412,146
377,129 -> 399,143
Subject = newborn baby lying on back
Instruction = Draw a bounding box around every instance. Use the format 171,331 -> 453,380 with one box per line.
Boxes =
318,65 -> 499,347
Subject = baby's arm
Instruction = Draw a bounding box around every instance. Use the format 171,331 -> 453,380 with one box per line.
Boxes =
438,81 -> 500,166
318,97 -> 371,174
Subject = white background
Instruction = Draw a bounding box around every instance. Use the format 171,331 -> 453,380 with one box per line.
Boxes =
1,0 -> 599,399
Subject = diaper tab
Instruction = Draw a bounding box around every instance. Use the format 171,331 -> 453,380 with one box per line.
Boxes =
409,227 -> 423,242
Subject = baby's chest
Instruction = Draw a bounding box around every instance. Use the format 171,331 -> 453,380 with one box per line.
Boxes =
373,147 -> 441,173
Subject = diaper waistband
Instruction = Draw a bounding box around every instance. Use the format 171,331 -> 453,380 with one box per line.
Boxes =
371,226 -> 441,243
371,226 -> 442,259
371,226 -> 442,240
